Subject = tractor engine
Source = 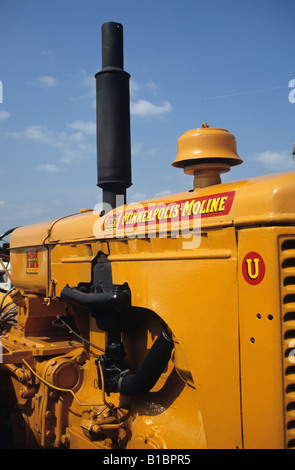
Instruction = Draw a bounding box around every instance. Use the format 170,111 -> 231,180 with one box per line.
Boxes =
0,22 -> 295,450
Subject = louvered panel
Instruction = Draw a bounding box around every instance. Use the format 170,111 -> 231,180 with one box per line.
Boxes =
280,237 -> 295,448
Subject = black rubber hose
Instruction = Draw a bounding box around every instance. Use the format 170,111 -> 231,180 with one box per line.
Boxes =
60,285 -> 132,333
117,328 -> 174,396
60,285 -> 130,310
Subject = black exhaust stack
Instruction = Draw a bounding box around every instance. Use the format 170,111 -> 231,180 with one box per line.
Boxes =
95,22 -> 132,212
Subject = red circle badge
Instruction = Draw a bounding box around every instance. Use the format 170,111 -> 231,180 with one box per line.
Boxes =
242,251 -> 265,285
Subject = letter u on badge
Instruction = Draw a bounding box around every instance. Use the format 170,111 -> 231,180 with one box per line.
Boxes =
245,258 -> 260,280
242,251 -> 265,285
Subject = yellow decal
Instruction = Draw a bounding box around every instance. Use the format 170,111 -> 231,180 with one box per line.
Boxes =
103,190 -> 235,233
26,249 -> 39,274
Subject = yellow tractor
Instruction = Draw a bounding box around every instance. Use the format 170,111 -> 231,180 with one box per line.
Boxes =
0,22 -> 294,450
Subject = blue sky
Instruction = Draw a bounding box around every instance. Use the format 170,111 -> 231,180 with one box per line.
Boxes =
0,0 -> 294,231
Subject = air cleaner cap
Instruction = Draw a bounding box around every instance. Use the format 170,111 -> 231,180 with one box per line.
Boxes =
172,124 -> 243,169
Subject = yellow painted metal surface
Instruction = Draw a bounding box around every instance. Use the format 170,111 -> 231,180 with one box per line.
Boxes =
238,227 -> 285,448
109,227 -> 242,449
2,169 -> 295,449
10,246 -> 48,295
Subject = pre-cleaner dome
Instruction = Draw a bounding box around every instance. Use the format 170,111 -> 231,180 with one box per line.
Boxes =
172,124 -> 243,189
172,124 -> 243,169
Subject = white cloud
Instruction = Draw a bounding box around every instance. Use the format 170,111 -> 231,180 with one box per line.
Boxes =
145,147 -> 159,156
37,164 -> 62,172
130,80 -> 142,98
69,72 -> 96,105
129,79 -> 172,117
81,74 -> 95,96
130,99 -> 172,117
131,143 -> 160,158
10,124 -> 94,164
0,200 -> 4,206
131,80 -> 158,98
129,192 -> 147,202
18,125 -> 53,144
0,110 -> 10,121
37,76 -> 58,88
252,150 -> 294,171
154,189 -> 172,198
131,142 -> 142,155
67,120 -> 96,136
146,81 -> 158,92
